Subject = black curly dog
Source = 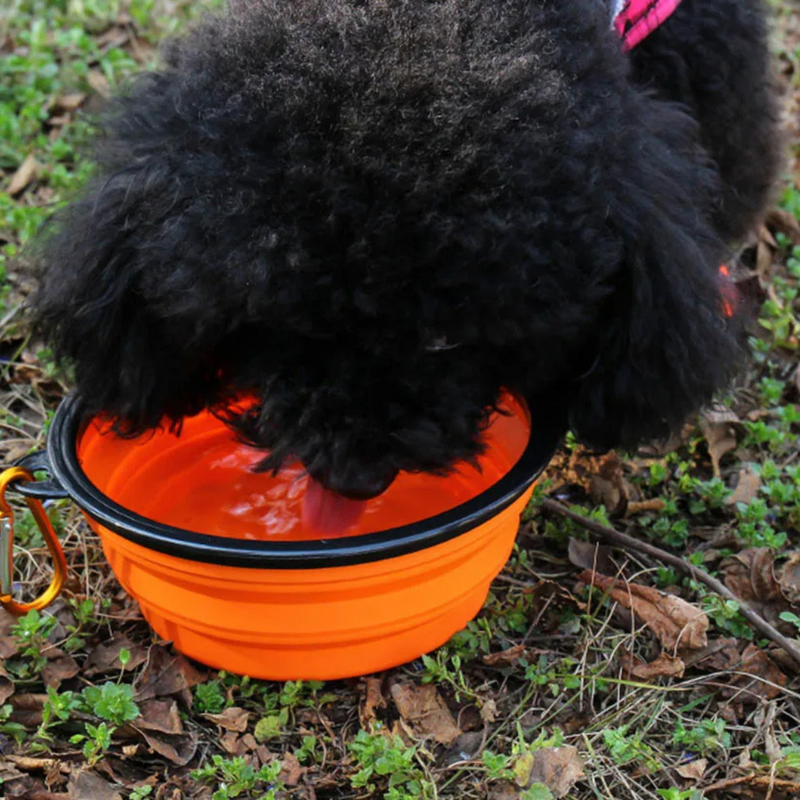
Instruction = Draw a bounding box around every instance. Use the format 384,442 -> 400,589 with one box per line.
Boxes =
33,0 -> 779,508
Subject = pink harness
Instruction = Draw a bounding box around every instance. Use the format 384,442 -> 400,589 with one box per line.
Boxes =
613,0 -> 682,50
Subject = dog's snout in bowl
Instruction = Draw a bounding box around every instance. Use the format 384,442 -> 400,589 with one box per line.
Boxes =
305,462 -> 399,503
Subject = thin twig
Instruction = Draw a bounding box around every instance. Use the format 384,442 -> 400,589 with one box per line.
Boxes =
704,774 -> 800,794
541,498 -> 800,669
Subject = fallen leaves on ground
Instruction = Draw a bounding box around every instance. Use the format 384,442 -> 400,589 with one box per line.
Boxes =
676,758 -> 708,782
581,570 -> 709,651
68,769 -> 122,799
567,539 -> 614,574
0,663 -> 14,705
358,676 -> 386,728
42,654 -> 80,689
725,466 -> 762,506
133,643 -> 206,703
515,746 -> 585,798
203,706 -> 250,733
389,683 -> 462,745
85,635 -> 148,677
777,552 -> 800,606
52,92 -> 87,114
85,69 -> 110,97
132,720 -> 198,766
483,644 -> 528,668
6,154 -> 38,196
588,454 -> 630,516
691,639 -> 788,703
700,407 -> 740,477
728,644 -> 788,702
766,207 -> 800,245
619,650 -> 686,681
721,548 -> 790,625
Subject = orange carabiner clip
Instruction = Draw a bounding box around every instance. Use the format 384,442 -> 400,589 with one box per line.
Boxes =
0,466 -> 68,615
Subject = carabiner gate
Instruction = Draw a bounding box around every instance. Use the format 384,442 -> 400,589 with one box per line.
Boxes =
0,466 -> 68,615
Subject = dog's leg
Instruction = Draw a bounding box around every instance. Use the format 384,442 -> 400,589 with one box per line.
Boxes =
627,0 -> 780,244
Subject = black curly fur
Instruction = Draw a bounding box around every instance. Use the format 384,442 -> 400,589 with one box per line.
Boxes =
32,0 -> 780,499
629,0 -> 780,244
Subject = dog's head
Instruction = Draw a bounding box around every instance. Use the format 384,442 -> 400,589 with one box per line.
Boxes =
33,0 -> 741,499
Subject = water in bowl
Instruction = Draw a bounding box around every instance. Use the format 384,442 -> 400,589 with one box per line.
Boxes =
79,395 -> 529,541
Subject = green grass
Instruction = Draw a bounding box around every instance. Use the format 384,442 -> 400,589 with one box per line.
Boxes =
0,0 -> 220,315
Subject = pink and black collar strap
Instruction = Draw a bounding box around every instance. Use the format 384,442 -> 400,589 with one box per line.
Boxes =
611,0 -> 682,50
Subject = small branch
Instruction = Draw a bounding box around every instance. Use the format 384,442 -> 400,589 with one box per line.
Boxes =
541,498 -> 800,669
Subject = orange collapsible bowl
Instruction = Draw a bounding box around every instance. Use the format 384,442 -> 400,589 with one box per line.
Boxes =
5,392 -> 561,680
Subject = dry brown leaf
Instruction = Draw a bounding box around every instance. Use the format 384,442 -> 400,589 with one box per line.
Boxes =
42,655 -> 79,689
134,643 -> 206,702
53,93 -> 87,113
86,69 -> 110,97
487,782 -> 521,800
10,363 -> 65,401
567,539 -> 613,574
133,723 -> 198,766
725,466 -> 762,506
480,698 -> 498,724
628,652 -> 686,681
777,552 -> 800,606
702,405 -> 741,425
721,549 -> 788,624
523,746 -> 585,798
581,570 -> 708,652
85,636 -> 148,676
729,644 -> 787,702
130,38 -> 157,65
442,732 -> 485,766
136,699 -> 184,735
203,707 -> 250,733
759,223 -> 778,248
690,638 -> 742,672
767,207 -> 800,245
7,154 -> 38,196
756,240 -> 774,281
483,644 -> 527,668
0,608 -> 20,660
94,25 -> 129,49
279,752 -> 306,787
0,663 -> 14,705
389,683 -> 462,745
676,758 -> 707,782
218,733 -> 258,758
11,693 -> 46,728
219,731 -> 247,756
699,414 -> 738,477
68,770 -> 122,800
588,454 -> 629,515
359,677 -> 385,728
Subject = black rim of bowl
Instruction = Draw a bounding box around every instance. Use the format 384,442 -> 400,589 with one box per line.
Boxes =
40,393 -> 564,569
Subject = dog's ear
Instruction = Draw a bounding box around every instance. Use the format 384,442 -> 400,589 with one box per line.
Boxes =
567,90 -> 742,450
